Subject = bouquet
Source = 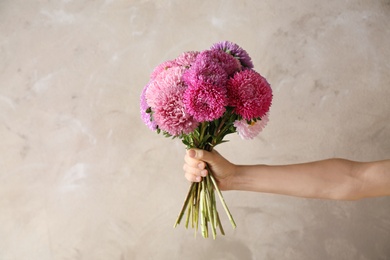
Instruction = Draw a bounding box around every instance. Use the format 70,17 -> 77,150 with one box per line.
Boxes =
140,41 -> 272,239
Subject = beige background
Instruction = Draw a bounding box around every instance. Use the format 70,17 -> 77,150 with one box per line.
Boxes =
1,0 -> 389,259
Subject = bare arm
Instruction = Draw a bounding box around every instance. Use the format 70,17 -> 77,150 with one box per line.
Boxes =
184,149 -> 390,200
232,159 -> 390,200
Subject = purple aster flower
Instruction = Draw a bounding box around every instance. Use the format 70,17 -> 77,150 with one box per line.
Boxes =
140,83 -> 157,131
211,41 -> 254,69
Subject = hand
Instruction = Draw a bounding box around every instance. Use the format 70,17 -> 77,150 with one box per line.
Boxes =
183,149 -> 236,190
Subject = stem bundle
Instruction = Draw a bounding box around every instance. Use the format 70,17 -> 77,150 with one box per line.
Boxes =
174,166 -> 236,239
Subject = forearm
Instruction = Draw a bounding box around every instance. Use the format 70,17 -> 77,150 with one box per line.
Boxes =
229,159 -> 390,200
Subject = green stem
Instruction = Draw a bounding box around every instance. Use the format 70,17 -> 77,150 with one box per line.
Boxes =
195,181 -> 201,234
208,170 -> 237,229
200,122 -> 207,141
215,115 -> 227,136
174,182 -> 195,227
216,211 -> 225,235
205,175 -> 217,239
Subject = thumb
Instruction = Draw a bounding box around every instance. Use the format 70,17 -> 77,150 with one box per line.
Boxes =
187,148 -> 213,163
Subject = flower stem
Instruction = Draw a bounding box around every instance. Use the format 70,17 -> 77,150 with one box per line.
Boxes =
208,169 -> 237,229
174,182 -> 195,227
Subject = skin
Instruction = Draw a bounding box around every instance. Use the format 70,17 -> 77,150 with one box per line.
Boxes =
183,149 -> 390,200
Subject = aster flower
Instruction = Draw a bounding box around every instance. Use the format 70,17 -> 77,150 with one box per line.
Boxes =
150,59 -> 178,80
140,83 -> 157,131
182,53 -> 228,88
146,67 -> 198,136
146,66 -> 184,108
201,49 -> 241,76
211,41 -> 254,69
234,112 -> 270,139
183,82 -> 228,122
175,51 -> 199,68
227,69 -> 272,120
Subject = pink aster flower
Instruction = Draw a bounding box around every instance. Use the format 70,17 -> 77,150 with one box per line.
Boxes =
140,83 -> 157,131
146,66 -> 185,108
150,60 -> 178,80
234,112 -> 270,139
146,66 -> 199,135
227,69 -> 272,120
175,51 -> 199,68
211,41 -> 254,69
183,82 -> 227,122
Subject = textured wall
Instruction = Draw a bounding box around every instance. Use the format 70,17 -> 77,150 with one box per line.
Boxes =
0,0 -> 389,259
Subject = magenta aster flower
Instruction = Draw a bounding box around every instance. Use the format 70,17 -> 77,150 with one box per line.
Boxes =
175,51 -> 199,68
227,69 -> 272,120
182,54 -> 228,88
146,66 -> 199,135
234,112 -> 269,139
201,49 -> 241,76
183,82 -> 227,122
211,41 -> 254,69
140,83 -> 157,131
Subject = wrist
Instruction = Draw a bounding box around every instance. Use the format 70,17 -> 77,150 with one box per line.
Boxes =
229,164 -> 265,192
226,164 -> 244,191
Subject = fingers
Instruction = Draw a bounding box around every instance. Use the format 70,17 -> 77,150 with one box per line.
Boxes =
187,148 -> 213,163
185,171 -> 206,182
184,152 -> 206,169
183,161 -> 208,181
183,151 -> 208,182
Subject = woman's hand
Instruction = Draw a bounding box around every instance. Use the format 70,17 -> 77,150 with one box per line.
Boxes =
183,149 -> 236,190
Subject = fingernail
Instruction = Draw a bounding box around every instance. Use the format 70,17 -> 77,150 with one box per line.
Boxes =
188,150 -> 196,158
195,176 -> 201,182
201,170 -> 207,177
